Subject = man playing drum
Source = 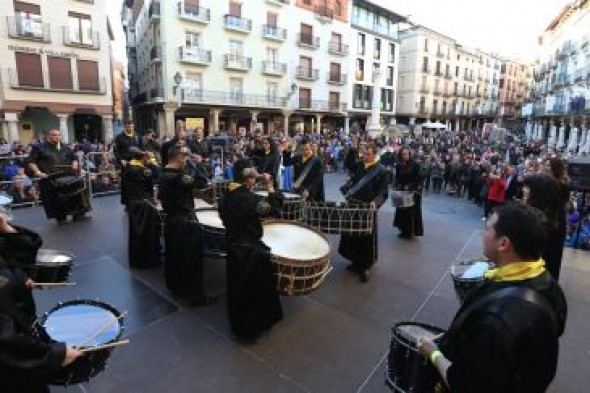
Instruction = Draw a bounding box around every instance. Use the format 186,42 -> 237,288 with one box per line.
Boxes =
282,138 -> 325,201
338,143 -> 389,283
218,159 -> 283,341
114,120 -> 144,207
0,208 -> 83,393
418,203 -> 567,393
28,129 -> 90,223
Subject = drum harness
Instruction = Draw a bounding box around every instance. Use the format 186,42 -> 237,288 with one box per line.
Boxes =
292,156 -> 316,191
344,164 -> 384,202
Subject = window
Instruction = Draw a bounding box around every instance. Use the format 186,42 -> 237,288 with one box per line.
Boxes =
419,96 -> 426,111
331,32 -> 342,46
228,39 -> 243,58
435,61 -> 441,74
374,38 -> 381,60
422,57 -> 429,72
299,88 -> 311,108
266,82 -> 278,104
382,89 -> 393,111
386,66 -> 394,86
353,84 -> 363,107
357,33 -> 365,55
329,92 -> 340,110
15,52 -> 43,87
185,31 -> 201,49
229,77 -> 243,102
299,56 -> 312,70
185,72 -> 203,98
330,63 -> 341,82
13,1 -> 43,39
300,23 -> 313,45
68,12 -> 93,46
455,66 -> 459,77
266,12 -> 277,27
356,59 -> 364,80
445,64 -> 450,76
334,0 -> 342,16
185,0 -> 200,14
424,38 -> 429,52
229,1 -> 241,17
389,43 -> 395,63
266,47 -> 278,64
48,57 -> 72,90
77,60 -> 99,91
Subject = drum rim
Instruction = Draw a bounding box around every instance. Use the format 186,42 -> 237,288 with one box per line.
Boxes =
35,248 -> 77,265
41,299 -> 124,348
195,207 -> 225,230
262,219 -> 330,264
390,321 -> 446,349
450,258 -> 493,280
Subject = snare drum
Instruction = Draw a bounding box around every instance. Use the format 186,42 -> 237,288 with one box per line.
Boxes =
386,321 -> 447,393
51,174 -> 86,198
38,299 -> 124,385
304,201 -> 376,235
255,191 -> 304,221
195,208 -> 227,258
262,220 -> 331,296
391,190 -> 415,208
22,249 -> 75,283
450,259 -> 492,303
0,193 -> 13,221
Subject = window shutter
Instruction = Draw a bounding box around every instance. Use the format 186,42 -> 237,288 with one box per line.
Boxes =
77,60 -> 99,91
48,57 -> 73,90
15,52 -> 43,87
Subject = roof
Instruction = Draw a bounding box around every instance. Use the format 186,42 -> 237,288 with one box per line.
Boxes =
353,0 -> 407,24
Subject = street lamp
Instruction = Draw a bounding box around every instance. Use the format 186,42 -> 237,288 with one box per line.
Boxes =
173,71 -> 182,95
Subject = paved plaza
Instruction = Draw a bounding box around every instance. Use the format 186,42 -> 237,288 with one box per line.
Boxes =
12,173 -> 589,393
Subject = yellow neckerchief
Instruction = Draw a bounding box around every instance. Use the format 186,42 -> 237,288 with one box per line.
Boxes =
129,159 -> 144,167
265,150 -> 271,156
228,182 -> 242,192
124,130 -> 134,138
302,153 -> 312,163
484,258 -> 546,282
50,142 -> 61,151
364,158 -> 380,170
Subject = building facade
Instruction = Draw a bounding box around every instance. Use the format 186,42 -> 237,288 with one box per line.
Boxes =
0,0 -> 114,143
124,0 -> 353,137
528,0 -> 590,150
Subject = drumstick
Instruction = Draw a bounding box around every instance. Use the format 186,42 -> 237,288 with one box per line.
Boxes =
33,282 -> 77,287
76,311 -> 128,349
80,339 -> 130,353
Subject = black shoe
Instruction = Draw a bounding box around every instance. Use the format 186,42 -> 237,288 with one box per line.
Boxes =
346,264 -> 359,273
190,295 -> 219,307
359,270 -> 370,283
398,233 -> 412,240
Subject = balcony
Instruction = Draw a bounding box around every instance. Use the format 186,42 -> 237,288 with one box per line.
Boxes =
177,2 -> 210,24
444,73 -> 453,80
262,61 -> 287,76
464,75 -> 474,82
178,47 -> 212,65
436,51 -> 445,58
315,5 -> 334,22
434,71 -> 444,77
6,16 -> 51,42
183,89 -> 287,108
149,1 -> 161,21
574,68 -> 586,83
421,66 -> 431,74
262,25 -> 287,41
442,91 -> 452,98
150,87 -> 164,101
328,41 -> 349,56
419,86 -> 430,94
353,100 -> 371,109
432,89 -> 442,96
223,15 -> 252,33
296,66 -> 319,80
266,0 -> 289,5
62,26 -> 100,49
150,45 -> 162,63
300,100 -> 346,112
327,72 -> 347,85
224,55 -> 252,71
297,33 -> 320,49
8,69 -> 106,94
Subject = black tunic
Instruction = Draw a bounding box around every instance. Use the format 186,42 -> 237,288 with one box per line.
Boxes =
218,186 -> 283,340
282,152 -> 325,201
114,132 -> 143,205
27,142 -> 90,220
123,163 -> 160,269
543,182 -> 569,281
393,160 -> 424,237
338,162 -> 389,271
158,167 -> 208,297
0,258 -> 66,393
438,272 -> 567,393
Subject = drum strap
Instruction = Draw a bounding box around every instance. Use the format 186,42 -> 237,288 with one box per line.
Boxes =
453,286 -> 558,334
293,156 -> 316,190
345,165 -> 383,201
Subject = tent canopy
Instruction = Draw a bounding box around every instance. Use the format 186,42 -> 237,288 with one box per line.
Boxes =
421,122 -> 447,129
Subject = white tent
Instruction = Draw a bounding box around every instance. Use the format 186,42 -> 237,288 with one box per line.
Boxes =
567,127 -> 579,152
556,125 -> 565,150
548,125 -> 557,147
421,122 -> 447,129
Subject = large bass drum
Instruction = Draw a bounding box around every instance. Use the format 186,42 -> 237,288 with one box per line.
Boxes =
23,248 -> 76,283
256,190 -> 304,221
262,220 -> 331,296
195,208 -> 227,258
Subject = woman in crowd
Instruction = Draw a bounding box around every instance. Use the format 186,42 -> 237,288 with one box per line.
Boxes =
393,147 -> 423,239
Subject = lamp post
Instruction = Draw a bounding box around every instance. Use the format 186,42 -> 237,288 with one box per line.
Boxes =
173,71 -> 183,107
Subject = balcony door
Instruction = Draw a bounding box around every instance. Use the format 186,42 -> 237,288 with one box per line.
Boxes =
299,88 -> 311,108
229,1 -> 241,17
68,12 -> 93,46
330,63 -> 341,82
300,23 -> 313,45
229,78 -> 243,103
185,72 -> 202,100
266,47 -> 278,65
228,39 -> 243,63
14,1 -> 42,38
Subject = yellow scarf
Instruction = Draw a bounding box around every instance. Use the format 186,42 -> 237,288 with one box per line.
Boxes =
484,258 -> 546,282
228,182 -> 242,192
364,158 -> 380,169
129,159 -> 144,167
124,131 -> 134,138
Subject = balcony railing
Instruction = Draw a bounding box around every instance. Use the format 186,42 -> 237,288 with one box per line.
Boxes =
300,100 -> 346,111
327,72 -> 347,85
262,61 -> 287,75
223,15 -> 252,33
353,100 -> 371,109
224,54 -> 252,70
262,25 -> 286,41
150,87 -> 164,101
296,66 -> 319,80
6,16 -> 51,42
177,2 -> 210,23
444,73 -> 452,80
8,69 -> 106,94
62,26 -> 100,49
183,89 -> 287,108
419,86 -> 430,94
436,51 -> 445,58
432,89 -> 442,96
178,47 -> 212,65
149,1 -> 161,20
297,33 -> 320,49
315,5 -> 334,20
150,45 -> 162,62
421,66 -> 431,74
266,0 -> 289,5
328,41 -> 349,56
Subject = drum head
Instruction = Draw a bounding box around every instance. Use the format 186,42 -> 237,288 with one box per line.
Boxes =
194,198 -> 213,210
42,300 -> 122,347
262,221 -> 329,261
195,209 -> 224,229
0,194 -> 13,204
256,191 -> 300,200
451,259 -> 490,280
36,249 -> 76,265
392,321 -> 445,348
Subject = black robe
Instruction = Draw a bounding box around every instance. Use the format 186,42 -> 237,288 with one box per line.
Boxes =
543,182 -> 569,281
28,142 -> 90,220
218,186 -> 283,340
159,167 -> 209,298
393,160 -> 424,237
438,272 -> 567,393
338,162 -> 389,271
0,258 -> 66,393
282,152 -> 325,201
123,163 -> 160,269
114,132 -> 143,205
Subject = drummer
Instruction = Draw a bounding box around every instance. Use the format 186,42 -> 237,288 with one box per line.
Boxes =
338,143 -> 389,283
158,144 -> 217,306
28,129 -> 91,223
218,159 -> 283,341
282,138 -> 325,201
0,208 -> 83,393
417,203 -> 567,393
